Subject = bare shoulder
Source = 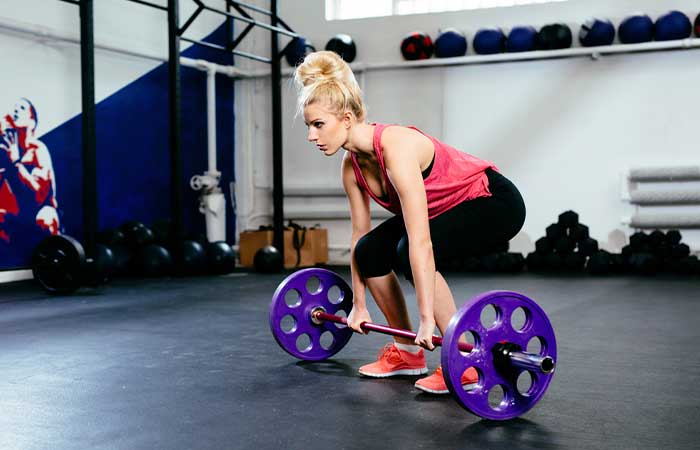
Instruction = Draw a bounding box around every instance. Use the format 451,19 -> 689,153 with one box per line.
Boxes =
380,126 -> 433,164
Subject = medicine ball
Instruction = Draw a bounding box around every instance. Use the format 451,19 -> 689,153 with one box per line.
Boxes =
97,228 -> 126,247
325,34 -> 357,62
695,12 -> 700,37
172,240 -> 207,275
506,26 -> 538,52
285,37 -> 316,66
83,244 -> 116,286
119,221 -> 154,250
473,28 -> 506,55
618,14 -> 654,44
400,31 -> 434,60
254,245 -> 284,273
655,10 -> 692,41
137,244 -> 172,277
206,241 -> 236,275
537,23 -> 573,50
579,18 -> 615,47
434,28 -> 467,58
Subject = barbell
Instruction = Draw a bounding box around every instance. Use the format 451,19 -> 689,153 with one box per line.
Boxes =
269,268 -> 557,421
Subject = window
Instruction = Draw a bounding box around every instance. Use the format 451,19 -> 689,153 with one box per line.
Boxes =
325,0 -> 568,21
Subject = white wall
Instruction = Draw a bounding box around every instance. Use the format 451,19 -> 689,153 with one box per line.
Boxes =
233,0 -> 700,261
0,0 -> 226,134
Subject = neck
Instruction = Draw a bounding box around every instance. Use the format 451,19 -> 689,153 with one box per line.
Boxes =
343,122 -> 375,158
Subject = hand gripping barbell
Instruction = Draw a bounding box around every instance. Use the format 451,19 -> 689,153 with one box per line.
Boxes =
269,268 -> 557,421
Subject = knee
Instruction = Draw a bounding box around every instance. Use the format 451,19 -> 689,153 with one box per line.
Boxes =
354,234 -> 392,279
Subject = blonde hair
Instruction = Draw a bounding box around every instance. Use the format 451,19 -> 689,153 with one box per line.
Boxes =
294,51 -> 366,121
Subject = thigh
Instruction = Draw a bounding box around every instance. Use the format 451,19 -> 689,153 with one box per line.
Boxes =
429,171 -> 526,260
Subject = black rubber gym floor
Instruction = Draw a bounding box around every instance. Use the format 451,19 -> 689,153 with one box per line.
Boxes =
1,269 -> 698,450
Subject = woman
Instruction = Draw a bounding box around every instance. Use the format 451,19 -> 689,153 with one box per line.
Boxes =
294,51 -> 525,394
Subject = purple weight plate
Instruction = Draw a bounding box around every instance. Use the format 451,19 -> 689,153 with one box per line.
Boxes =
269,268 -> 354,361
442,291 -> 556,421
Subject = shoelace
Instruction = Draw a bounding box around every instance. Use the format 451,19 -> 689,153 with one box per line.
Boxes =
377,343 -> 403,363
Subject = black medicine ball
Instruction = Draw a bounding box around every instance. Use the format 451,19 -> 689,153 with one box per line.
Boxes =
537,23 -> 573,50
325,34 -> 357,62
285,37 -> 316,66
400,31 -> 434,60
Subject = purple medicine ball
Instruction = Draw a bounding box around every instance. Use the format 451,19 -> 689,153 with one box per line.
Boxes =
579,18 -> 615,47
655,10 -> 692,41
618,14 -> 654,44
473,28 -> 506,54
506,26 -> 538,52
434,28 -> 468,58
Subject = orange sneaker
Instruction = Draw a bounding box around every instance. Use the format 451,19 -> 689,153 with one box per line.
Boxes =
358,343 -> 428,378
414,365 -> 478,394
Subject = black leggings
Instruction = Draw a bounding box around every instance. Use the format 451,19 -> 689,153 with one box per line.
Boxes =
353,169 -> 525,280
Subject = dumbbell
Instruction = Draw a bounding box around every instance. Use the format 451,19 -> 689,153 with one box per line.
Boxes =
269,268 -> 557,421
32,235 -> 113,295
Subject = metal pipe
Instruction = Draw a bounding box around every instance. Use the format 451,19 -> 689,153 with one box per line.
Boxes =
223,0 -> 277,18
312,310 -> 555,374
206,65 -> 217,173
181,36 -> 272,63
178,4 -> 203,36
194,0 -> 298,38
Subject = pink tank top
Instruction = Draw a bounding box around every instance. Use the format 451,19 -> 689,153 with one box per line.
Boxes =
350,123 -> 497,219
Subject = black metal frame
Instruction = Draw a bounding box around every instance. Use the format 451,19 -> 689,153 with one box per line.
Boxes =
68,0 -> 299,261
79,0 -> 97,256
60,0 -> 97,254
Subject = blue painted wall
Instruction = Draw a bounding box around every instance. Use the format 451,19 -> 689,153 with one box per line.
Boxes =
0,23 -> 235,270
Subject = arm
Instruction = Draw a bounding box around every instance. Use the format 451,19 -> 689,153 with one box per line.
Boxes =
382,128 -> 437,349
341,153 -> 373,333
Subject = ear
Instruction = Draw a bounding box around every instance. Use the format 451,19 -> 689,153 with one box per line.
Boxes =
342,110 -> 353,128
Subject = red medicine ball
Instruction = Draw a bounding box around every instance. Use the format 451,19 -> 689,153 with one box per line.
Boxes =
400,31 -> 434,60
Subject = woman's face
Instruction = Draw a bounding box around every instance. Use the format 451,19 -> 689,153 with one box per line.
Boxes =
303,102 -> 347,157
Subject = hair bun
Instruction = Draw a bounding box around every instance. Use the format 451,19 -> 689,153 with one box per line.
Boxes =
295,51 -> 347,87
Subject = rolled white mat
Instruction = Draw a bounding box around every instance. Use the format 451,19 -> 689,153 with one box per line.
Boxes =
629,189 -> 700,205
629,213 -> 700,228
629,166 -> 700,182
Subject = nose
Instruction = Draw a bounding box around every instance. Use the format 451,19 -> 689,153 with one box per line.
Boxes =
308,128 -> 317,142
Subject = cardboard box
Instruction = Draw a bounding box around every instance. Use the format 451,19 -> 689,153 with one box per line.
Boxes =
239,226 -> 328,268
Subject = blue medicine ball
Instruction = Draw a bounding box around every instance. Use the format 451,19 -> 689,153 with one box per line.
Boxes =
579,18 -> 615,47
473,28 -> 506,54
434,28 -> 467,58
618,14 -> 654,44
655,10 -> 692,41
285,37 -> 316,66
506,26 -> 538,52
